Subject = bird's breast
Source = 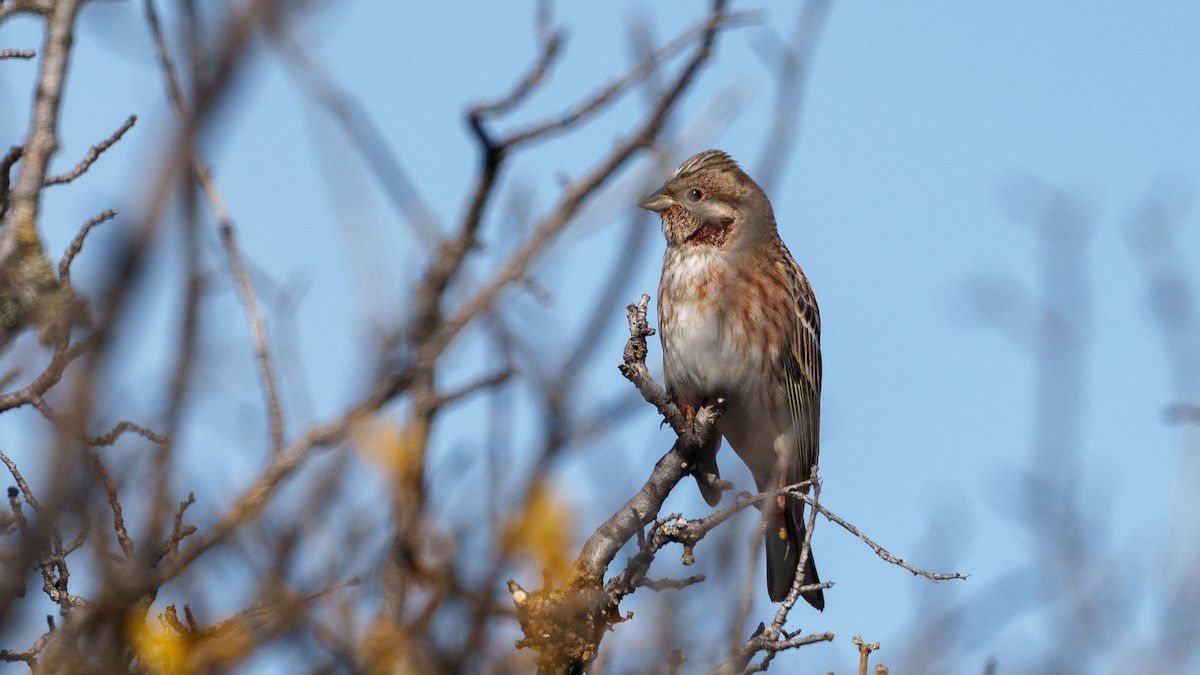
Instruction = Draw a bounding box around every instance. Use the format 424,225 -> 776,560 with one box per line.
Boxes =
659,249 -> 774,405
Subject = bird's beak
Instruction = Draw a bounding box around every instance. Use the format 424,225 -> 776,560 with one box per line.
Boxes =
639,192 -> 675,213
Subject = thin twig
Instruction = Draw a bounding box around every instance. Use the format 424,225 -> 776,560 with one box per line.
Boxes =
432,367 -> 514,408
792,487 -> 969,582
752,0 -> 829,193
154,493 -> 196,565
43,114 -> 137,185
504,10 -> 759,148
0,448 -> 44,515
59,209 -> 117,286
155,365 -> 412,582
469,0 -> 562,119
145,0 -> 286,455
29,393 -> 167,446
418,2 -> 742,371
198,162 -> 286,453
87,453 -> 135,558
637,574 -> 706,591
0,49 -> 36,60
0,338 -> 90,413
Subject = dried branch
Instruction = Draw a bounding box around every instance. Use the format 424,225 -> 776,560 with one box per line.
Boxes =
29,393 -> 167,447
0,49 -> 35,59
0,448 -> 43,515
432,367 -> 514,409
0,0 -> 86,266
507,288 -> 726,672
155,366 -> 413,583
0,145 -> 23,218
58,209 -> 116,286
416,0 -> 739,373
154,493 -> 196,565
87,452 -> 134,558
503,9 -> 758,148
271,28 -> 443,249
637,574 -> 707,592
145,0 -> 285,455
43,114 -> 137,185
752,0 -> 829,192
575,297 -> 725,582
798,490 -> 969,582
0,338 -> 90,412
0,625 -> 52,665
471,0 -> 561,119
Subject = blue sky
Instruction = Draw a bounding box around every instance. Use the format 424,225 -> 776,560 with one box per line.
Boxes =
3,1 -> 1200,672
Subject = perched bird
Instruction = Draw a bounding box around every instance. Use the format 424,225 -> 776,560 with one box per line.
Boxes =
640,150 -> 824,610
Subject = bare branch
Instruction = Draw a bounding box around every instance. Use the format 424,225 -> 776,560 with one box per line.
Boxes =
29,393 -> 167,447
43,114 -> 136,185
0,449 -> 44,515
0,338 -> 90,413
794,487 -> 969,582
503,10 -> 758,148
58,209 -> 116,286
154,493 -> 196,565
87,453 -> 134,558
0,49 -> 35,60
417,0 -> 737,372
0,145 -> 23,218
638,574 -> 706,592
752,0 -> 829,192
0,0 -> 87,266
146,0 -> 285,454
432,367 -> 514,409
469,0 -> 564,120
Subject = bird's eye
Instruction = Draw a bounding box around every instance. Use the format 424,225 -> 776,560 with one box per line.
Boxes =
687,188 -> 704,202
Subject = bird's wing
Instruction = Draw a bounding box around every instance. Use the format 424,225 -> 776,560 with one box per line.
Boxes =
780,251 -> 822,482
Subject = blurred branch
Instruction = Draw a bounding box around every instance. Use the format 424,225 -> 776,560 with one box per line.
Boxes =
0,338 -> 90,412
471,0 -> 564,120
145,0 -> 285,455
271,26 -> 445,249
417,0 -> 742,371
502,9 -> 758,148
29,393 -> 167,446
753,0 -> 829,193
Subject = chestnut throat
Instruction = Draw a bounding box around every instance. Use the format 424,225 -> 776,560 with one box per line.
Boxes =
684,216 -> 735,247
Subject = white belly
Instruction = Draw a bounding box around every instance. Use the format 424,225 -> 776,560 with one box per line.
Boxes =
659,248 -> 797,487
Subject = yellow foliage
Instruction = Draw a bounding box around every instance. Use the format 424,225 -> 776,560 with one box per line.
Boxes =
502,480 -> 575,584
190,617 -> 257,671
127,607 -> 259,674
353,415 -> 429,490
127,611 -> 190,675
361,617 -> 414,675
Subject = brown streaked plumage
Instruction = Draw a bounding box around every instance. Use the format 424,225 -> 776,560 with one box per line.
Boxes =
641,149 -> 824,610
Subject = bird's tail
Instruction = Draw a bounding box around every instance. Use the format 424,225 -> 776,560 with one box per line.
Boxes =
765,495 -> 823,610
692,432 -> 724,507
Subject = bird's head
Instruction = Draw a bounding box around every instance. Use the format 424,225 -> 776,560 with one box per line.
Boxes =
640,149 -> 775,250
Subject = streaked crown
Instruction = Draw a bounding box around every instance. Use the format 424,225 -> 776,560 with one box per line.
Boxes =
670,149 -> 742,182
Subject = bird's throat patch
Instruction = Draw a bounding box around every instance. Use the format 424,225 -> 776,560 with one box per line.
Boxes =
684,217 -> 734,247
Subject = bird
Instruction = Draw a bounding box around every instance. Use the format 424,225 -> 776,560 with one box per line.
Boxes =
640,149 -> 824,610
